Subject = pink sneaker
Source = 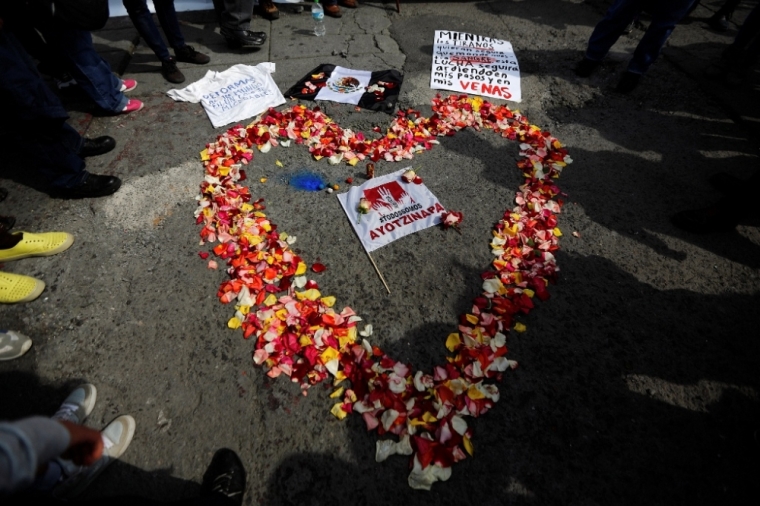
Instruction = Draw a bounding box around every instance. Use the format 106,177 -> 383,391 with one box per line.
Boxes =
121,99 -> 144,114
120,79 -> 137,92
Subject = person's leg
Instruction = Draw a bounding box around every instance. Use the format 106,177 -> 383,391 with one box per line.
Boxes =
0,30 -> 70,123
40,26 -> 128,113
151,0 -> 209,67
6,121 -> 88,189
152,0 -> 187,51
0,30 -> 88,189
219,0 -> 256,31
585,0 -> 643,62
217,0 -> 265,47
123,0 -> 173,61
627,0 -> 695,74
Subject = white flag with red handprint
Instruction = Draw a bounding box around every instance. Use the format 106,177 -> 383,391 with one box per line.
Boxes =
337,168 -> 445,252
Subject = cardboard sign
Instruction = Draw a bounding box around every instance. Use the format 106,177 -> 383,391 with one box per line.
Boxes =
337,169 -> 445,252
430,30 -> 521,103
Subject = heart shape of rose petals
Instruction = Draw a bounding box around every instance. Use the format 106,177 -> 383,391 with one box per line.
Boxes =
196,94 -> 571,490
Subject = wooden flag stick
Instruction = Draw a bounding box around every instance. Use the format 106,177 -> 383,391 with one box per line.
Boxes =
366,251 -> 391,294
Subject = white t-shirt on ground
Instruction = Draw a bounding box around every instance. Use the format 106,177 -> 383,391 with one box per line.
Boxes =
167,63 -> 286,128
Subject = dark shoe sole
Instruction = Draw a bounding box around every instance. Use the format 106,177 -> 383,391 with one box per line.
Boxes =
53,179 -> 122,200
223,36 -> 266,48
162,70 -> 186,84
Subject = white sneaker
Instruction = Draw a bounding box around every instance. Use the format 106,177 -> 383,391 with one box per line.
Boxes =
52,415 -> 136,499
0,330 -> 32,361
52,384 -> 97,425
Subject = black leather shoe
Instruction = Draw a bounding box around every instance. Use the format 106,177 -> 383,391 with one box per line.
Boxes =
79,136 -> 116,157
55,173 -> 122,199
220,28 -> 267,48
201,449 -> 246,506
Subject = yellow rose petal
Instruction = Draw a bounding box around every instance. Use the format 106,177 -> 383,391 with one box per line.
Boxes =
295,289 -> 321,301
445,333 -> 462,352
514,322 -> 527,333
320,347 -> 339,363
467,385 -> 486,400
330,402 -> 348,420
333,370 -> 346,385
227,317 -> 242,329
329,387 -> 345,399
321,296 -> 336,308
463,436 -> 474,456
295,262 -> 307,276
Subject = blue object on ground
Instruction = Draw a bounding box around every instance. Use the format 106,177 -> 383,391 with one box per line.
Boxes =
288,171 -> 327,191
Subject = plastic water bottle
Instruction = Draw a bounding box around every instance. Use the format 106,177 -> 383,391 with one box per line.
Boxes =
312,1 -> 326,37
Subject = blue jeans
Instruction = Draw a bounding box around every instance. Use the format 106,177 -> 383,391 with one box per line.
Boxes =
585,0 -> 696,74
0,31 -> 87,189
38,26 -> 127,113
123,0 -> 186,62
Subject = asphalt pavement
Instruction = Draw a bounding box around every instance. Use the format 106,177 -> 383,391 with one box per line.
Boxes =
1,1 -> 759,505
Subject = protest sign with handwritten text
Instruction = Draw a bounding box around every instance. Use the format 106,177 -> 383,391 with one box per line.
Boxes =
430,30 -> 521,103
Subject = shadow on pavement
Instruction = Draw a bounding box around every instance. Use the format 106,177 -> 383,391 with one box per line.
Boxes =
260,252 -> 760,506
